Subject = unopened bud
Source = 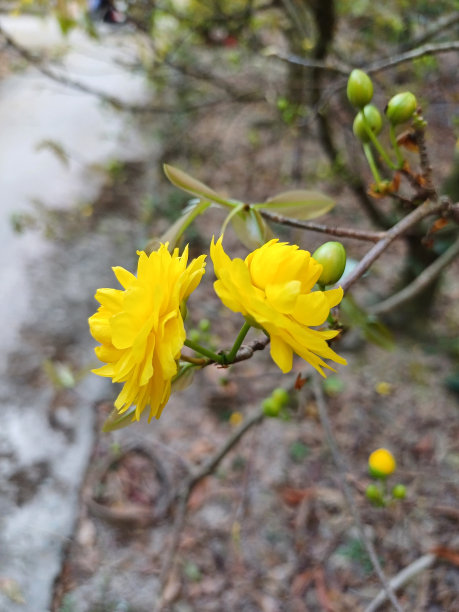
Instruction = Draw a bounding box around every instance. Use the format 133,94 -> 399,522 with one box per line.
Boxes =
347,69 -> 373,109
365,484 -> 383,505
353,104 -> 383,143
386,92 -> 417,125
392,484 -> 406,499
312,242 -> 347,286
262,397 -> 281,417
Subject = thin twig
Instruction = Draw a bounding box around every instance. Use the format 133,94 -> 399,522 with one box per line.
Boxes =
259,209 -> 387,242
311,374 -> 404,612
341,198 -> 451,293
0,24 -> 261,114
189,411 -> 265,488
364,553 -> 436,612
365,41 -> 459,74
276,41 -> 459,78
401,13 -> 459,50
153,410 -> 265,611
370,236 -> 459,315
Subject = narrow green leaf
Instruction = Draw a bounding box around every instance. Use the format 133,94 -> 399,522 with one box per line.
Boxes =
253,189 -> 335,220
145,199 -> 211,253
102,407 -> 138,432
163,164 -> 232,207
340,295 -> 394,351
230,207 -> 274,249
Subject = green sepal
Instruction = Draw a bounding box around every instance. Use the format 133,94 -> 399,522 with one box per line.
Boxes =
230,206 -> 274,249
102,407 -> 138,432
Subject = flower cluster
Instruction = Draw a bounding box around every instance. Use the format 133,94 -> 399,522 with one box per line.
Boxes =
89,238 -> 346,423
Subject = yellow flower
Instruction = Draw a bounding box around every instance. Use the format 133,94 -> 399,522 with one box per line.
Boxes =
368,448 -> 396,478
89,244 -> 206,421
210,237 -> 346,376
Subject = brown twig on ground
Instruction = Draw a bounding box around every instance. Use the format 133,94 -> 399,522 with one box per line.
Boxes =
152,410 -> 265,612
370,236 -> 459,315
259,209 -> 386,242
364,553 -> 437,612
311,374 -> 404,612
341,197 -> 454,293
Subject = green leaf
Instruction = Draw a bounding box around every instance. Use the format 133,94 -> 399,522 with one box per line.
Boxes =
171,364 -> 197,393
102,407 -> 138,432
145,199 -> 211,252
163,164 -> 232,207
253,189 -> 335,220
230,207 -> 274,249
340,294 -> 394,351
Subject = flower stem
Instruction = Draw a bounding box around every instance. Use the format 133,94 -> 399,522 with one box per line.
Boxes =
184,339 -> 224,364
361,109 -> 396,170
389,124 -> 405,168
363,143 -> 382,184
226,321 -> 251,363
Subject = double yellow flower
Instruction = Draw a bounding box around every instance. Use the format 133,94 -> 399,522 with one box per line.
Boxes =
89,238 -> 346,421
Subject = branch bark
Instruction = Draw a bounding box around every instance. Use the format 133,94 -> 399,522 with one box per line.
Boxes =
370,236 -> 459,315
341,198 -> 453,293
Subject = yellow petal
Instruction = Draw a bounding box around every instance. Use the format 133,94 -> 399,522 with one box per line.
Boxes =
270,335 -> 293,373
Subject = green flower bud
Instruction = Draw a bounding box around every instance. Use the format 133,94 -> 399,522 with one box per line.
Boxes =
392,484 -> 406,500
353,104 -> 383,143
262,397 -> 281,417
271,387 -> 289,407
347,69 -> 373,109
365,484 -> 383,506
312,242 -> 347,286
385,92 -> 417,125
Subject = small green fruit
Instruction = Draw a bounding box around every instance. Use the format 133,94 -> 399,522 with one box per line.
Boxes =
262,397 -> 281,417
271,387 -> 289,407
392,484 -> 406,499
312,242 -> 347,286
347,69 -> 373,109
385,92 -> 417,125
353,104 -> 383,143
365,484 -> 383,506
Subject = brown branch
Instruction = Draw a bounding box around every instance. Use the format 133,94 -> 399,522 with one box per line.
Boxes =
260,209 -> 387,242
370,235 -> 459,315
364,553 -> 437,612
274,41 -> 459,80
415,127 -> 436,196
311,374 -> 404,612
153,410 -> 265,611
341,198 -> 451,293
365,40 -> 459,75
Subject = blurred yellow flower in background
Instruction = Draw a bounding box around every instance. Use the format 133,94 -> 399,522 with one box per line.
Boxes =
89,244 -> 206,421
368,448 -> 396,477
210,237 -> 346,376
